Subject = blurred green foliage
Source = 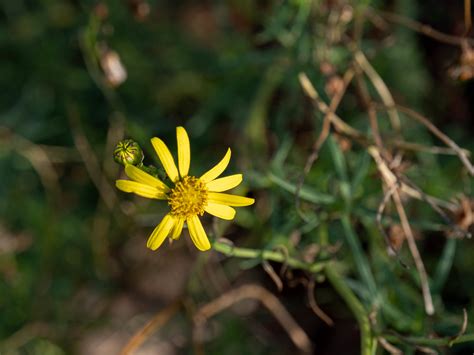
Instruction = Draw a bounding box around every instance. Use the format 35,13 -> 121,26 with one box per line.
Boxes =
1,0 -> 473,354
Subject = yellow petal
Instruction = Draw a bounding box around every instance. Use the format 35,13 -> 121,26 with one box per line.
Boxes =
205,202 -> 236,220
206,174 -> 242,192
151,137 -> 179,182
187,215 -> 211,251
200,148 -> 231,183
125,164 -> 169,192
170,217 -> 184,240
208,192 -> 255,206
176,126 -> 191,177
116,180 -> 167,199
147,214 -> 175,250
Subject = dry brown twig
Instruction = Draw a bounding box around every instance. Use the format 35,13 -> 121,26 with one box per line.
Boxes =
354,50 -> 401,133
120,301 -> 181,355
354,64 -> 391,162
298,72 -> 364,141
377,336 -> 403,355
297,74 -> 468,158
262,260 -> 284,292
376,182 -> 400,255
449,308 -> 468,346
194,284 -> 313,354
296,69 -> 355,213
368,144 -> 458,211
416,346 -> 439,354
369,147 -> 435,315
369,7 -> 474,47
274,244 -> 290,278
307,279 -> 334,326
399,176 -> 470,238
375,103 -> 474,176
392,188 -> 434,315
389,139 -> 471,156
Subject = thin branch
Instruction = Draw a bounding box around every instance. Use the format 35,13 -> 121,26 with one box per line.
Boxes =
298,72 -> 365,140
307,279 -> 334,326
377,337 -> 403,355
262,260 -> 284,292
369,147 -> 434,315
376,182 -> 399,256
400,176 -> 469,238
194,284 -> 313,354
370,8 -> 474,47
353,62 -> 391,162
120,301 -> 181,355
448,308 -> 468,346
354,50 -> 401,132
392,188 -> 434,315
375,103 -> 474,176
388,139 -> 471,156
296,69 -> 354,214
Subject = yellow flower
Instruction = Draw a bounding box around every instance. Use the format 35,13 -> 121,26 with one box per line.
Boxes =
116,126 -> 255,251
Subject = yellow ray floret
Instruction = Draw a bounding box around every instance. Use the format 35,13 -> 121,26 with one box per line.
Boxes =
124,164 -> 169,192
204,203 -> 236,220
207,192 -> 255,206
116,180 -> 167,199
176,126 -> 190,177
147,213 -> 175,250
116,126 -> 254,252
206,174 -> 243,192
187,215 -> 211,251
151,137 -> 179,182
200,148 -> 231,183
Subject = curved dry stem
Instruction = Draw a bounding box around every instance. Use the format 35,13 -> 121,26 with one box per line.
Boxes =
194,284 -> 313,354
307,278 -> 334,326
120,301 -> 181,355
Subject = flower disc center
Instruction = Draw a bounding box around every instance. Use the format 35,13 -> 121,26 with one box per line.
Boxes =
168,176 -> 208,218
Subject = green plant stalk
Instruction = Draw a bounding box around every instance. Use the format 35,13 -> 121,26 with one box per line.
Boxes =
325,262 -> 376,355
341,215 -> 378,300
267,172 -> 335,204
212,241 -> 326,273
382,333 -> 474,347
432,238 -> 457,293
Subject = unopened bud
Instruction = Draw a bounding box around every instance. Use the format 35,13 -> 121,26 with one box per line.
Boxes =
113,139 -> 144,166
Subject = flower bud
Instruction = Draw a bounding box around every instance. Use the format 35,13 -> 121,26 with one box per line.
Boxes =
113,139 -> 144,166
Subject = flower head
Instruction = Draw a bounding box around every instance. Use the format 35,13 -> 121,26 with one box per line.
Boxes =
116,127 -> 254,251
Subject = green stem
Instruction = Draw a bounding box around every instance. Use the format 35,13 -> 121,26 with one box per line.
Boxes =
325,262 -> 375,355
212,241 -> 326,273
341,214 -> 377,299
382,333 -> 474,347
